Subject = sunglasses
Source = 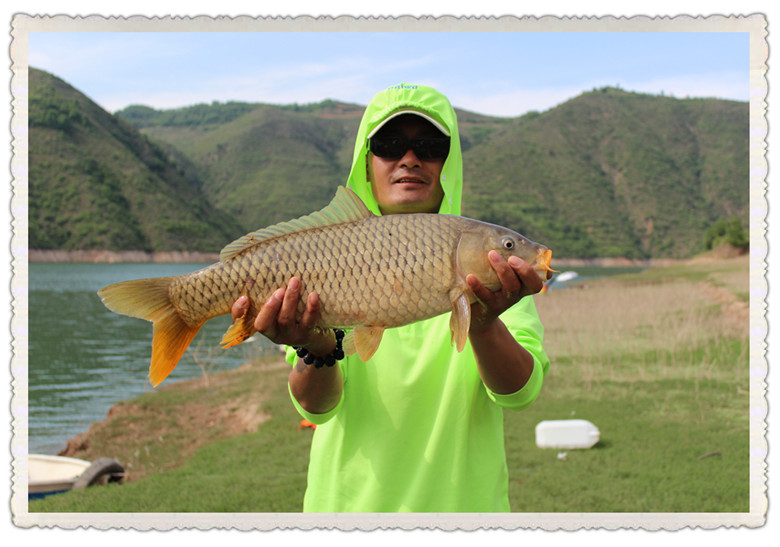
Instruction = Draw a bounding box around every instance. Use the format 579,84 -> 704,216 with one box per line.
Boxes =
369,136 -> 450,161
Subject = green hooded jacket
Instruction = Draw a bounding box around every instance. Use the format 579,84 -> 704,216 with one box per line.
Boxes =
345,83 -> 463,216
287,84 -> 549,513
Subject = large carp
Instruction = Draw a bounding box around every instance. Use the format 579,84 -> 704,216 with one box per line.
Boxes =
98,186 -> 554,386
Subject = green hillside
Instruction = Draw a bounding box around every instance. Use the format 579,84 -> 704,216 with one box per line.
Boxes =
461,88 -> 749,258
28,68 -> 244,252
138,102 -> 364,229
28,67 -> 749,259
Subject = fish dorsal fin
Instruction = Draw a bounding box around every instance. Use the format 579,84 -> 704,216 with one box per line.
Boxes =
219,186 -> 372,261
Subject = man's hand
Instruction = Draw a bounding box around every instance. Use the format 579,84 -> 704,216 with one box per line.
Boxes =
464,250 -> 543,395
234,277 -> 344,415
466,250 -> 544,333
230,277 -> 336,356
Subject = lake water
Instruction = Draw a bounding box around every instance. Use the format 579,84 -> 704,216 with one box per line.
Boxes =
25,262 -> 280,455
22,262 -> 643,456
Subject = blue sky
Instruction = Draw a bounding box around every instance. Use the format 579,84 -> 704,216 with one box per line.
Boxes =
27,31 -> 750,117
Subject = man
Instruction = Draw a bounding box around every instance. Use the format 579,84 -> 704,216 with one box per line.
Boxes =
232,83 -> 550,512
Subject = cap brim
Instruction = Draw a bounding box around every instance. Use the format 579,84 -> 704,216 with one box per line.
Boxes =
367,111 -> 450,138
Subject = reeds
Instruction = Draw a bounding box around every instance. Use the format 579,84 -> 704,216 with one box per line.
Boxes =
534,261 -> 749,394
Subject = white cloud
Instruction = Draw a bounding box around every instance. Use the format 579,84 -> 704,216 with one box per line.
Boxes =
94,50 -> 445,111
449,70 -> 750,118
450,85 -> 590,117
30,32 -> 750,117
625,71 -> 750,102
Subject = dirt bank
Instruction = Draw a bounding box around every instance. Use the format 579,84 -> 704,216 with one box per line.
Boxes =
58,359 -> 290,482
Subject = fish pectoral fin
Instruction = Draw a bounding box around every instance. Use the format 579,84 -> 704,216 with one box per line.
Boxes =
344,326 -> 385,362
220,298 -> 258,348
449,289 -> 472,352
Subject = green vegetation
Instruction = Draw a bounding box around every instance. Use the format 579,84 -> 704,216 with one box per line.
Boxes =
117,101 -> 263,129
705,215 -> 750,251
515,259 -> 750,512
461,87 -> 749,259
29,83 -> 87,133
28,68 -> 245,252
29,360 -> 312,512
29,68 -> 749,259
29,258 -> 750,513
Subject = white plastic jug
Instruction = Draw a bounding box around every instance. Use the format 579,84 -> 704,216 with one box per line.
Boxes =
535,419 -> 600,449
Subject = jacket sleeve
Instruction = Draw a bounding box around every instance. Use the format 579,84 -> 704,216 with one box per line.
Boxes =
484,296 -> 550,411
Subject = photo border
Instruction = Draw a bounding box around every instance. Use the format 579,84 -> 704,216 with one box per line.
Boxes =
9,12 -> 769,531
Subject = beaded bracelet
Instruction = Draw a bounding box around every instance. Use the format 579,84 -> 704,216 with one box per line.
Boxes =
294,329 -> 346,368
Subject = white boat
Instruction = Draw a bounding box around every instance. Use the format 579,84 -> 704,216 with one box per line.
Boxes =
555,271 -> 579,283
28,454 -> 124,499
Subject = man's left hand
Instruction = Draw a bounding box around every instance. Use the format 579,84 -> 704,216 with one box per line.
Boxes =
466,250 -> 544,333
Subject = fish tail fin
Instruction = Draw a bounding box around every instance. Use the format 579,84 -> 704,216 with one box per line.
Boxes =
98,277 -> 202,387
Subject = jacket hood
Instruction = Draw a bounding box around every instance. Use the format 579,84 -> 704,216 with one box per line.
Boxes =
345,83 -> 463,216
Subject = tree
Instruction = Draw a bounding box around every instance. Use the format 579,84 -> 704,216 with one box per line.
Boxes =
704,215 -> 749,251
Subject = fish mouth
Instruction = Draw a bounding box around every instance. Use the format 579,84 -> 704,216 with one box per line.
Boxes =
532,248 -> 558,280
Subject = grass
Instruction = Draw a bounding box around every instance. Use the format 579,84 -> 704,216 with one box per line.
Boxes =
512,256 -> 751,512
27,257 -> 752,513
503,353 -> 749,512
29,360 -> 309,512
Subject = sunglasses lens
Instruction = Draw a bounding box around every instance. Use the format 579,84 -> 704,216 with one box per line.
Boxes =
370,137 -> 405,159
370,137 -> 450,160
417,138 -> 450,160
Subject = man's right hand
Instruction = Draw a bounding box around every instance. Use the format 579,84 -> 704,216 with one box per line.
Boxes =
230,276 -> 337,357
232,277 -> 343,415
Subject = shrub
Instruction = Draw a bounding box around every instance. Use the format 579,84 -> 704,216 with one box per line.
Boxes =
704,215 -> 749,251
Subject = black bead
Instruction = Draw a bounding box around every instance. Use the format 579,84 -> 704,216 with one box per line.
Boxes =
296,329 -> 347,367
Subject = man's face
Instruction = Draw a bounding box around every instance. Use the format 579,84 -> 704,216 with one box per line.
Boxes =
367,114 -> 446,215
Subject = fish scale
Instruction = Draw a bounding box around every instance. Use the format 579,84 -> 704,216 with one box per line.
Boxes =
98,186 -> 554,386
177,212 -> 451,329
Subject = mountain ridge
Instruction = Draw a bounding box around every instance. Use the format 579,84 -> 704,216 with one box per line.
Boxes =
28,67 -> 749,259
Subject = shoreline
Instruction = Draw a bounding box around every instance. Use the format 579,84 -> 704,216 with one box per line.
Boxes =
26,249 -> 682,268
27,249 -> 220,263
42,254 -> 750,499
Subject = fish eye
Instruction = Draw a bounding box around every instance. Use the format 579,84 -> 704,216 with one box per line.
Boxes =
501,237 -> 515,250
